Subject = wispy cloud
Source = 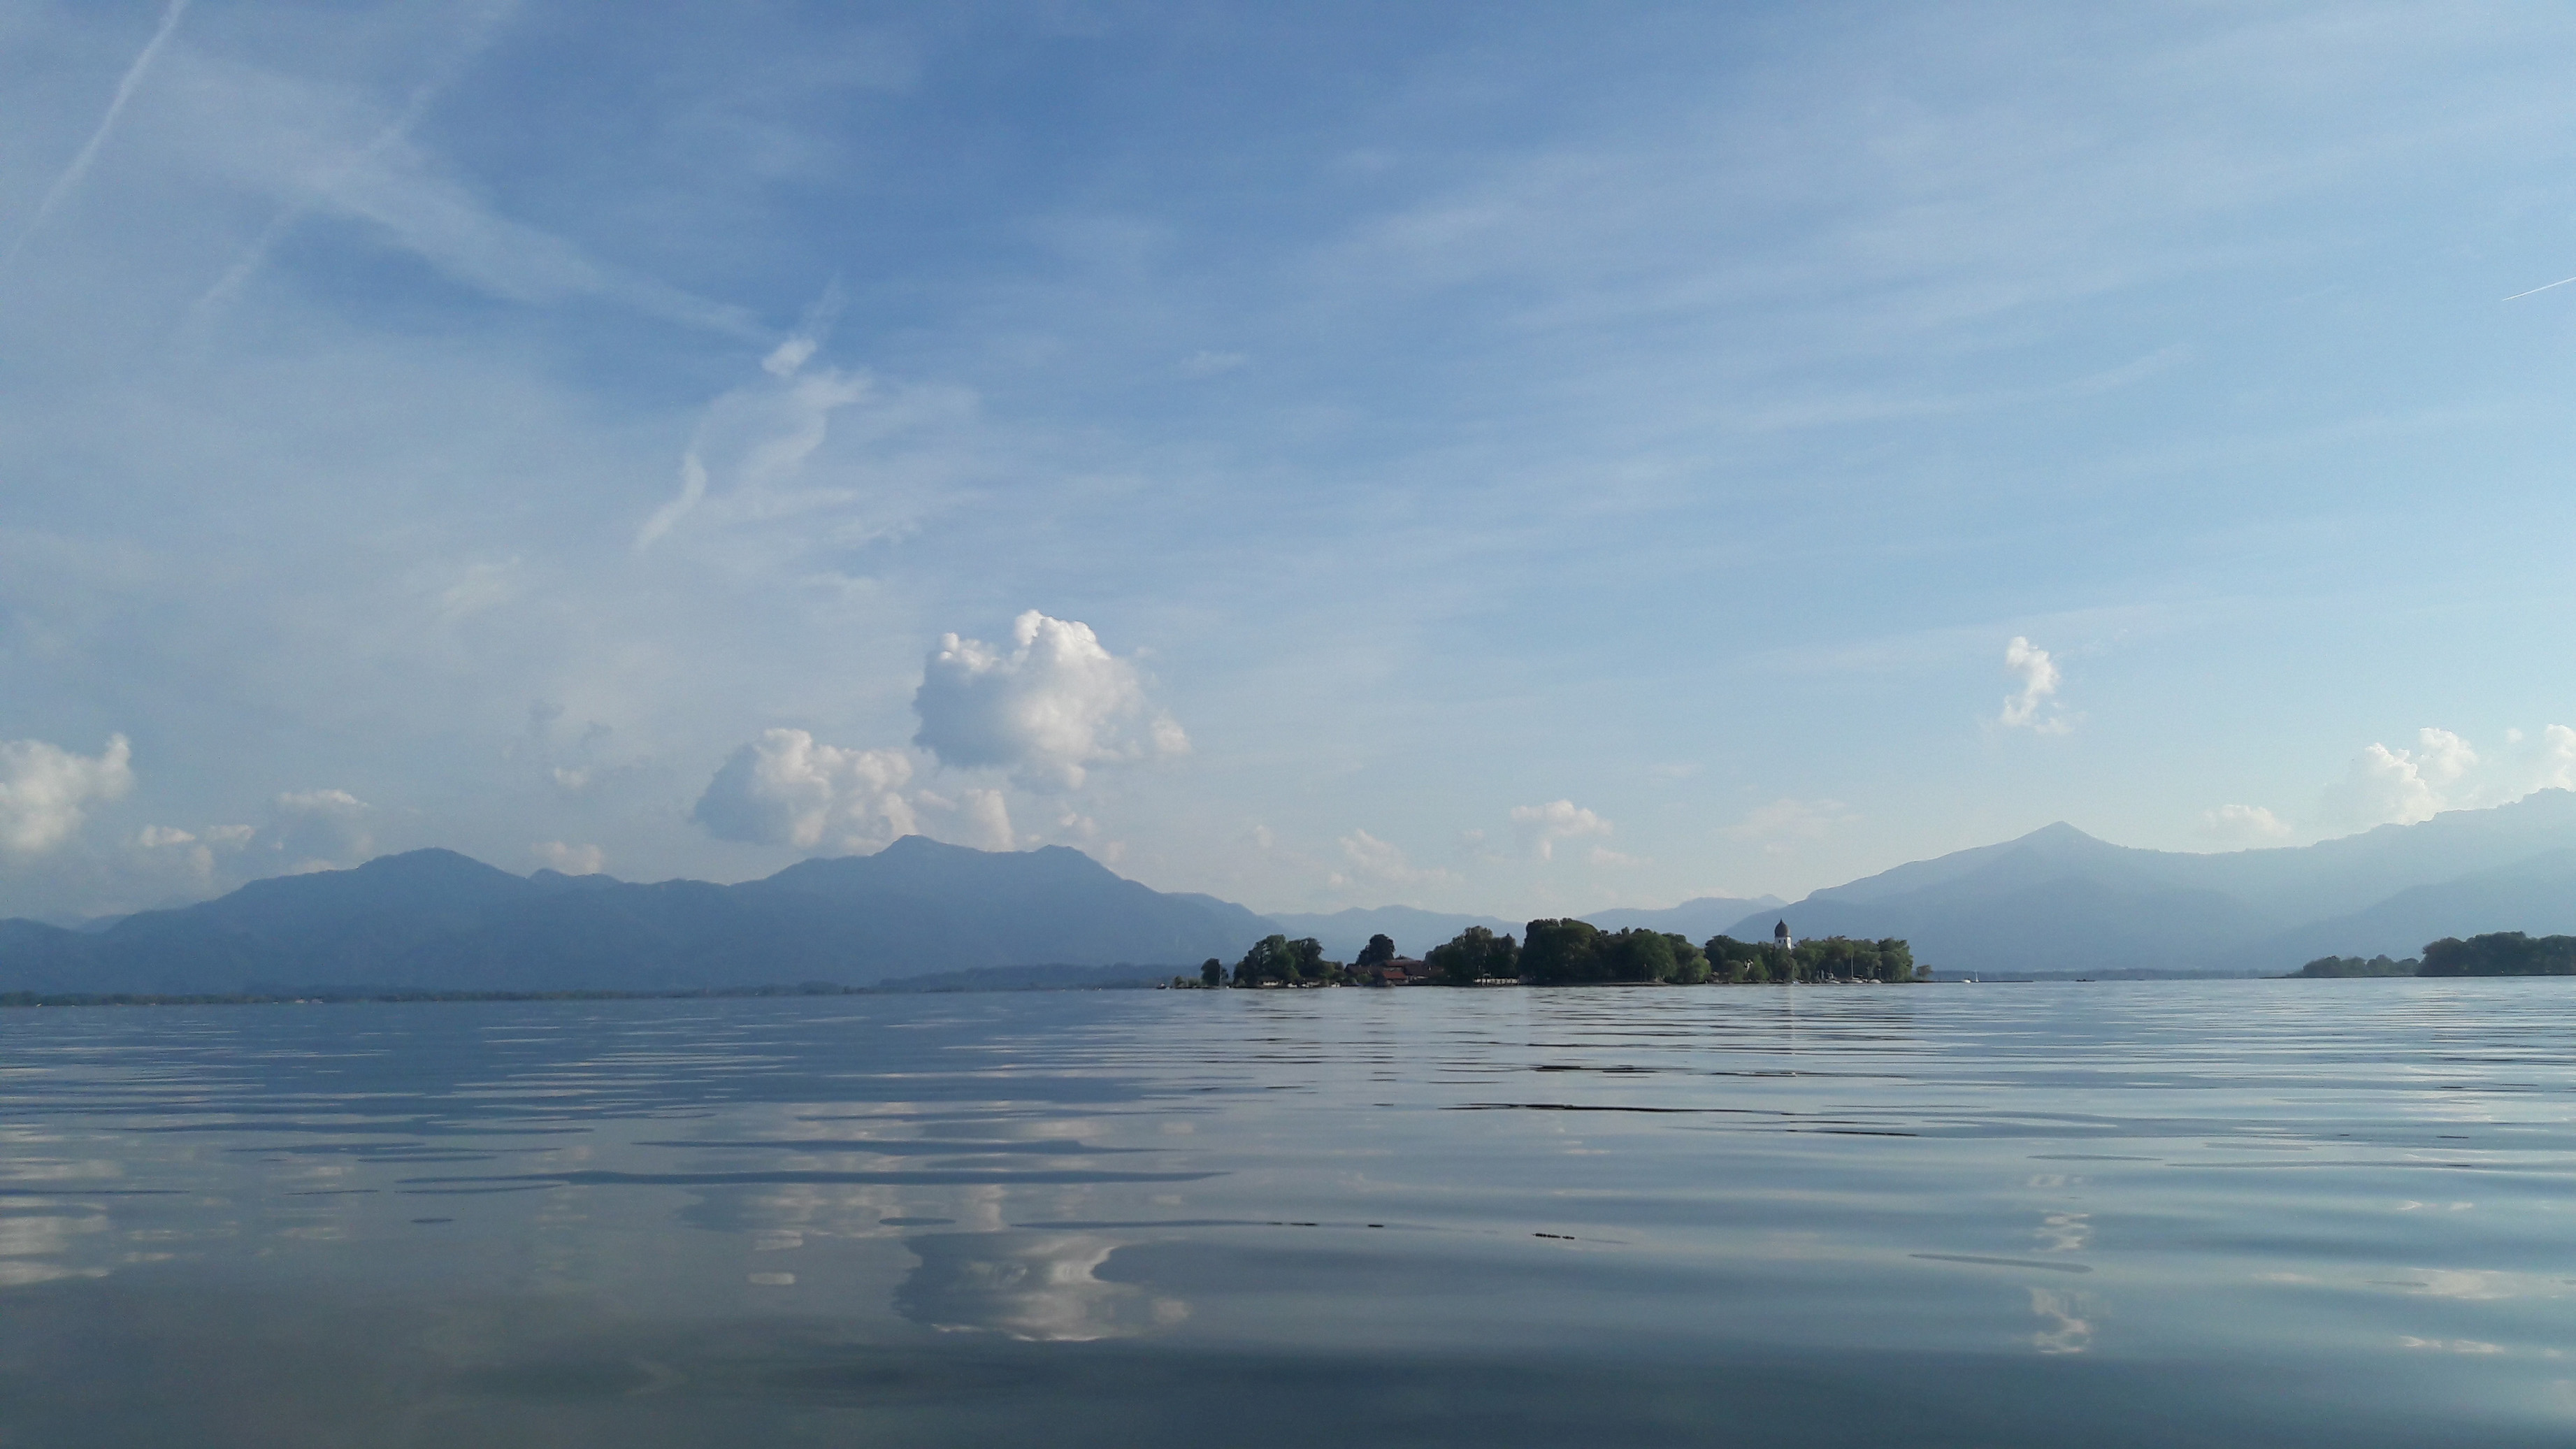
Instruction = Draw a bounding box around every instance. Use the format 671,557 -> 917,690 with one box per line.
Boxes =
165,34 -> 761,340
1,0 -> 192,275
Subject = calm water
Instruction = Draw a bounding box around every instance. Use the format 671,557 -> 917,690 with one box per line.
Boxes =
4,981 -> 2574,1446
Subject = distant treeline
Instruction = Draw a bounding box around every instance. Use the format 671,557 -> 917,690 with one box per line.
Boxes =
2292,954 -> 2419,978
1201,922 -> 1921,987
2294,932 -> 2576,979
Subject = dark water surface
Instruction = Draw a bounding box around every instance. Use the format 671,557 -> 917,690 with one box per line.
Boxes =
6,980 -> 2575,1446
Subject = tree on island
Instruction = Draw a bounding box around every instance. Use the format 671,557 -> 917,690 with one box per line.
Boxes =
1426,925 -> 1518,985
1201,958 -> 1224,987
2417,932 -> 2576,976
1355,934 -> 1397,969
1232,934 -> 1332,986
1520,920 -> 1711,984
1703,934 -> 1920,983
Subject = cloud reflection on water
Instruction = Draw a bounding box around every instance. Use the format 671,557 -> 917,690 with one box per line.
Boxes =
895,1232 -> 1183,1342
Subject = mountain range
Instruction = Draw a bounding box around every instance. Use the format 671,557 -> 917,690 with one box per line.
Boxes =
0,837 -> 1269,996
1732,788 -> 2576,974
7,791 -> 2576,994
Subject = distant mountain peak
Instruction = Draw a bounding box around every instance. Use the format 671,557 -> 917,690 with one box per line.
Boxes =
876,834 -> 978,859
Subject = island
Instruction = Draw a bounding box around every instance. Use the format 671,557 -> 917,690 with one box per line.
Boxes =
1181,922 -> 1923,988
2292,932 -> 2576,978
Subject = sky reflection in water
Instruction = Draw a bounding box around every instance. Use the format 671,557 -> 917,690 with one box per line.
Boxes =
3,981 -> 2575,1446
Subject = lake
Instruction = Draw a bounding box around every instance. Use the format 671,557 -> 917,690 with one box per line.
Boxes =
4,979 -> 2573,1446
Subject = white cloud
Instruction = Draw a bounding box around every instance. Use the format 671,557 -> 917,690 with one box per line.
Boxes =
1325,828 -> 1456,891
2307,726 -> 2576,834
1509,799 -> 1612,861
763,279 -> 846,379
914,787 -> 1016,851
2320,728 -> 2480,828
266,788 -> 372,867
0,735 -> 135,856
2327,741 -> 2441,828
131,818 -> 254,894
533,841 -> 606,874
692,728 -> 916,853
1999,636 -> 2071,733
2503,724 -> 2576,796
913,612 -> 1187,789
636,366 -> 875,552
2413,727 -> 2477,788
2198,802 -> 2292,845
1588,845 -> 1648,868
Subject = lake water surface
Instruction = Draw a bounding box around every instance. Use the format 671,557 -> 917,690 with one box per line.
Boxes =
5,980 -> 2575,1446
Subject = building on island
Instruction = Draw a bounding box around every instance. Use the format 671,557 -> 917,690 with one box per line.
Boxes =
1773,920 -> 1794,952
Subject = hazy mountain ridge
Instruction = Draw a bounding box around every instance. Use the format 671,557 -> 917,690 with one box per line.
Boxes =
10,796 -> 2574,993
0,838 -> 1274,996
1731,791 -> 2576,974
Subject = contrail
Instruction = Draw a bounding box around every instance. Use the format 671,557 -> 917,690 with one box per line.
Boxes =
2503,274 -> 2576,303
2,0 -> 194,273
185,0 -> 521,336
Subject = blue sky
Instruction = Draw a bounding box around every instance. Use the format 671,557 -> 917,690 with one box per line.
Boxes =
3,1 -> 2575,921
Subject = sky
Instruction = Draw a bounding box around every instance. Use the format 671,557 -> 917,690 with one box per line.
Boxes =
3,1 -> 2575,923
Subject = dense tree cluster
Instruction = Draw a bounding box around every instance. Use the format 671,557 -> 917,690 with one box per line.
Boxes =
2417,932 -> 2576,976
1700,934 -> 1918,983
1425,925 -> 1518,985
1231,934 -> 1330,986
1519,920 -> 1711,983
1178,923 -> 1923,988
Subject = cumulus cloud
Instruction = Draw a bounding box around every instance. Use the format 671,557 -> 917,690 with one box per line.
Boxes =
913,612 -> 1187,789
2320,728 -> 2478,828
1509,799 -> 1612,861
692,728 -> 917,853
134,817 -> 253,891
915,787 -> 1016,851
2198,803 -> 2292,845
267,788 -> 372,868
2498,725 -> 2576,798
1999,636 -> 2071,733
0,735 -> 136,856
2242,724 -> 2576,842
533,841 -> 606,874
